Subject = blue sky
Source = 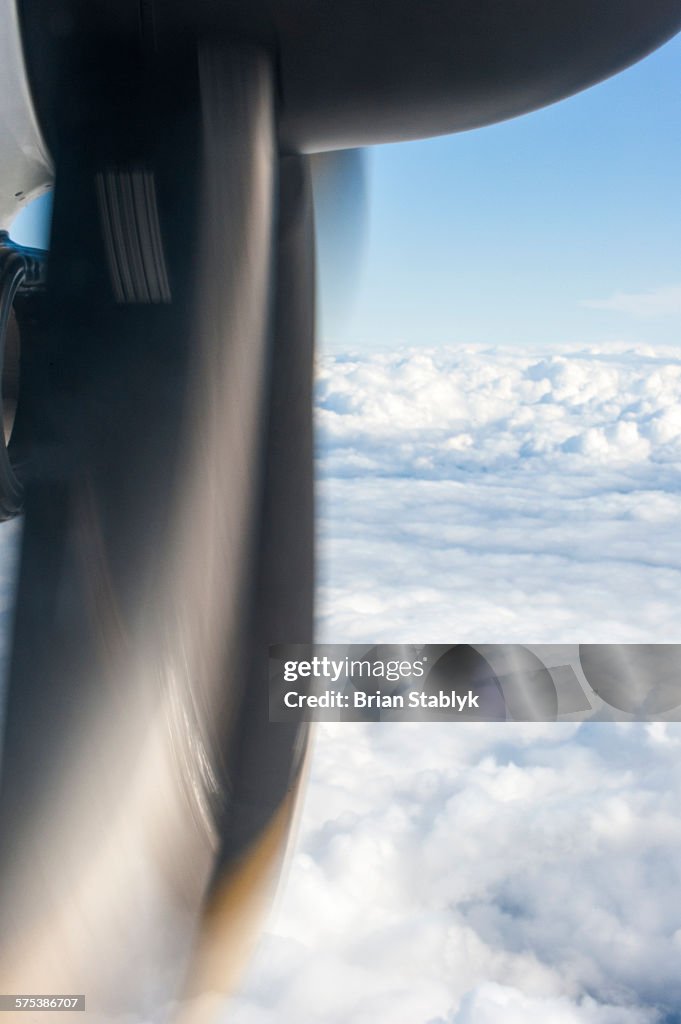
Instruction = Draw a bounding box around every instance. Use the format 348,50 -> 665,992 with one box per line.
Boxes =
10,186 -> 50,248
317,32 -> 681,352
13,32 -> 680,355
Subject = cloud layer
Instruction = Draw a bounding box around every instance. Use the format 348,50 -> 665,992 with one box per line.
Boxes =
2,345 -> 679,1023
224,344 -> 681,1024
226,720 -> 681,1024
314,344 -> 681,643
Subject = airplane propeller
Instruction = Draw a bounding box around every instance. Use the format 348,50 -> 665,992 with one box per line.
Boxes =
0,2 -> 679,1019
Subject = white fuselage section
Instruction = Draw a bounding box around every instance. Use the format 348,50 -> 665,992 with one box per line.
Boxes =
0,0 -> 53,232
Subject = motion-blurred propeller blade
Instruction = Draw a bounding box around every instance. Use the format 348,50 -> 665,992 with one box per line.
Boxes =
310,148 -> 368,322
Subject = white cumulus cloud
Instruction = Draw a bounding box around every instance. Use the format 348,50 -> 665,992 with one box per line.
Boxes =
223,343 -> 681,1024
315,344 -> 681,643
224,719 -> 681,1024
582,284 -> 681,318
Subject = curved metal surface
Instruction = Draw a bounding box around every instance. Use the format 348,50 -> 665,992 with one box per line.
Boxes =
17,0 -> 681,153
277,0 -> 681,150
0,0 -> 52,229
